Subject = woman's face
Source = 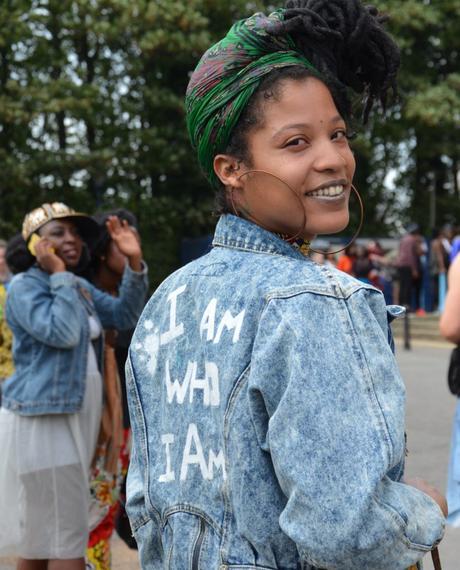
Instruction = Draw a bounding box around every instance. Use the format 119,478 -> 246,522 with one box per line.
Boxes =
105,239 -> 127,277
39,219 -> 83,268
227,77 -> 356,240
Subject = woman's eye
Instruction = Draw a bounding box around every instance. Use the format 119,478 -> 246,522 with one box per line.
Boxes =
332,130 -> 347,140
333,129 -> 356,141
285,137 -> 307,147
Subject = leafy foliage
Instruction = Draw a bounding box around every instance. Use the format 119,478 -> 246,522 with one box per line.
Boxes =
0,0 -> 459,287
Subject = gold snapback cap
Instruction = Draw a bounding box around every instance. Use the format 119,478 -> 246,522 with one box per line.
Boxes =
22,202 -> 98,242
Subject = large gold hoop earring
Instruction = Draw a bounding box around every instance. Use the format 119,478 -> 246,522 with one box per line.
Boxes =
230,171 -> 364,254
309,184 -> 364,256
231,170 -> 306,243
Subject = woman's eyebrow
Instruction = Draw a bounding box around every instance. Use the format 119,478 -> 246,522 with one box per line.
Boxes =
272,115 -> 345,139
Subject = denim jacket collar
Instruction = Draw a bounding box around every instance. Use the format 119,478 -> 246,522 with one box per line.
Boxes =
213,214 -> 308,261
27,264 -> 53,282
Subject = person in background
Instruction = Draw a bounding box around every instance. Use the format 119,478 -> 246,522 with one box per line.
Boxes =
367,242 -> 397,305
0,239 -> 12,289
336,243 -> 356,275
440,253 -> 460,527
352,244 -> 373,284
0,283 -> 14,384
0,202 -> 147,570
85,209 -> 142,568
0,234 -> 33,402
441,224 -> 454,262
397,223 -> 423,312
430,227 -> 451,312
91,208 -> 142,432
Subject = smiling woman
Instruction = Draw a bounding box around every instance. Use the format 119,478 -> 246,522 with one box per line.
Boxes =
126,2 -> 447,570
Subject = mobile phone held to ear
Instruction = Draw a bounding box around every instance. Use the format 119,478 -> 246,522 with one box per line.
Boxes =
27,233 -> 55,257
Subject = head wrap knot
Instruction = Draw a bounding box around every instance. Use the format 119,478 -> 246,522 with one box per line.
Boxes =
185,10 -> 315,189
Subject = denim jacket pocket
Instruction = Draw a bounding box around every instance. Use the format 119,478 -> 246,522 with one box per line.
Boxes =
162,508 -> 220,570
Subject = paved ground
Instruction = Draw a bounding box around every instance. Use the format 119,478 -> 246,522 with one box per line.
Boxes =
112,534 -> 139,570
1,342 -> 459,569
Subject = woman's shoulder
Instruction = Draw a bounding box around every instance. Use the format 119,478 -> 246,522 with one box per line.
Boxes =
8,266 -> 46,291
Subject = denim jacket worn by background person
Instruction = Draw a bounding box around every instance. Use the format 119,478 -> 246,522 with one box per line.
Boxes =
2,263 -> 148,415
126,215 -> 444,570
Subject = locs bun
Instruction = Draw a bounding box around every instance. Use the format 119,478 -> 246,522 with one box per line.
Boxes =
275,0 -> 400,121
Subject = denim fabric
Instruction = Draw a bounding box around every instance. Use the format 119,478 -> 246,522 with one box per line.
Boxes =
126,215 -> 444,570
2,263 -> 148,415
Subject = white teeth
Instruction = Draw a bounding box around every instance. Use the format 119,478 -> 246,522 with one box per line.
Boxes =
308,185 -> 344,197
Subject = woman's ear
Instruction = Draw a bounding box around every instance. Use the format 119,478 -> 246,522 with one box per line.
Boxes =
213,154 -> 245,189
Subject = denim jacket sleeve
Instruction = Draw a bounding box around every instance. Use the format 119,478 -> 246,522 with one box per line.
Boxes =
7,271 -> 82,348
86,262 -> 148,330
248,294 -> 445,570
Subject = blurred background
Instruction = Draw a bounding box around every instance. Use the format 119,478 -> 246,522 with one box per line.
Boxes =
0,0 -> 458,289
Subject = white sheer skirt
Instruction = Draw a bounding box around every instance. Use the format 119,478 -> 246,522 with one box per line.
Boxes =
0,319 -> 102,559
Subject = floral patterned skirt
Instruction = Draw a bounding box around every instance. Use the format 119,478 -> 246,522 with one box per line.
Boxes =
86,429 -> 131,570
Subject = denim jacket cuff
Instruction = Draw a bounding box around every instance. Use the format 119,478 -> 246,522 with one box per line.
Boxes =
49,271 -> 77,289
125,260 -> 148,277
402,489 -> 446,550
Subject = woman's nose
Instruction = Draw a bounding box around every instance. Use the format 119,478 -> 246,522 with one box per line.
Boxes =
313,140 -> 348,173
64,229 -> 78,243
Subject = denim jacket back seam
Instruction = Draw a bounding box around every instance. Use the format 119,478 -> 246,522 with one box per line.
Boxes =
221,364 -> 252,563
342,295 -> 397,468
126,355 -> 160,529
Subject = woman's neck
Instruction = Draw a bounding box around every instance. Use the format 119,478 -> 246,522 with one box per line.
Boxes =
94,265 -> 120,295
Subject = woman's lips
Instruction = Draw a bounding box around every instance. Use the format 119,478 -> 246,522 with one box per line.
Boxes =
63,248 -> 78,257
305,183 -> 347,201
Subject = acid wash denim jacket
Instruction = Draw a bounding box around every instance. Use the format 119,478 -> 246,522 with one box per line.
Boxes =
126,215 -> 444,570
2,263 -> 148,415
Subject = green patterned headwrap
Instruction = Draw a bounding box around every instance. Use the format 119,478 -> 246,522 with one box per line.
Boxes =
185,9 -> 316,189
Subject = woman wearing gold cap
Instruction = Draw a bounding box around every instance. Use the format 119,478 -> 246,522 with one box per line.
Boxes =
0,203 -> 148,570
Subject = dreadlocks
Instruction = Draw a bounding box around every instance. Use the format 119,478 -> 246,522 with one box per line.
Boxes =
280,0 -> 400,121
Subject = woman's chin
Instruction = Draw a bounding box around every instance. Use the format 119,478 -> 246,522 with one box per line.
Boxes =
63,256 -> 81,269
306,213 -> 350,237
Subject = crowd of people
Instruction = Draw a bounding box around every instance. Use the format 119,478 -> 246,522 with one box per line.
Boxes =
312,222 -> 460,314
0,1 -> 458,570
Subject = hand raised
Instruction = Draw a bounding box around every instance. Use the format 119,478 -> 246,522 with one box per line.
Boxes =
35,238 -> 65,274
105,216 -> 142,270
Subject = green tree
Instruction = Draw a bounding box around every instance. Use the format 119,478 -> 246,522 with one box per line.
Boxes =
1,0 -> 459,289
372,0 -> 460,232
0,0 -> 255,286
